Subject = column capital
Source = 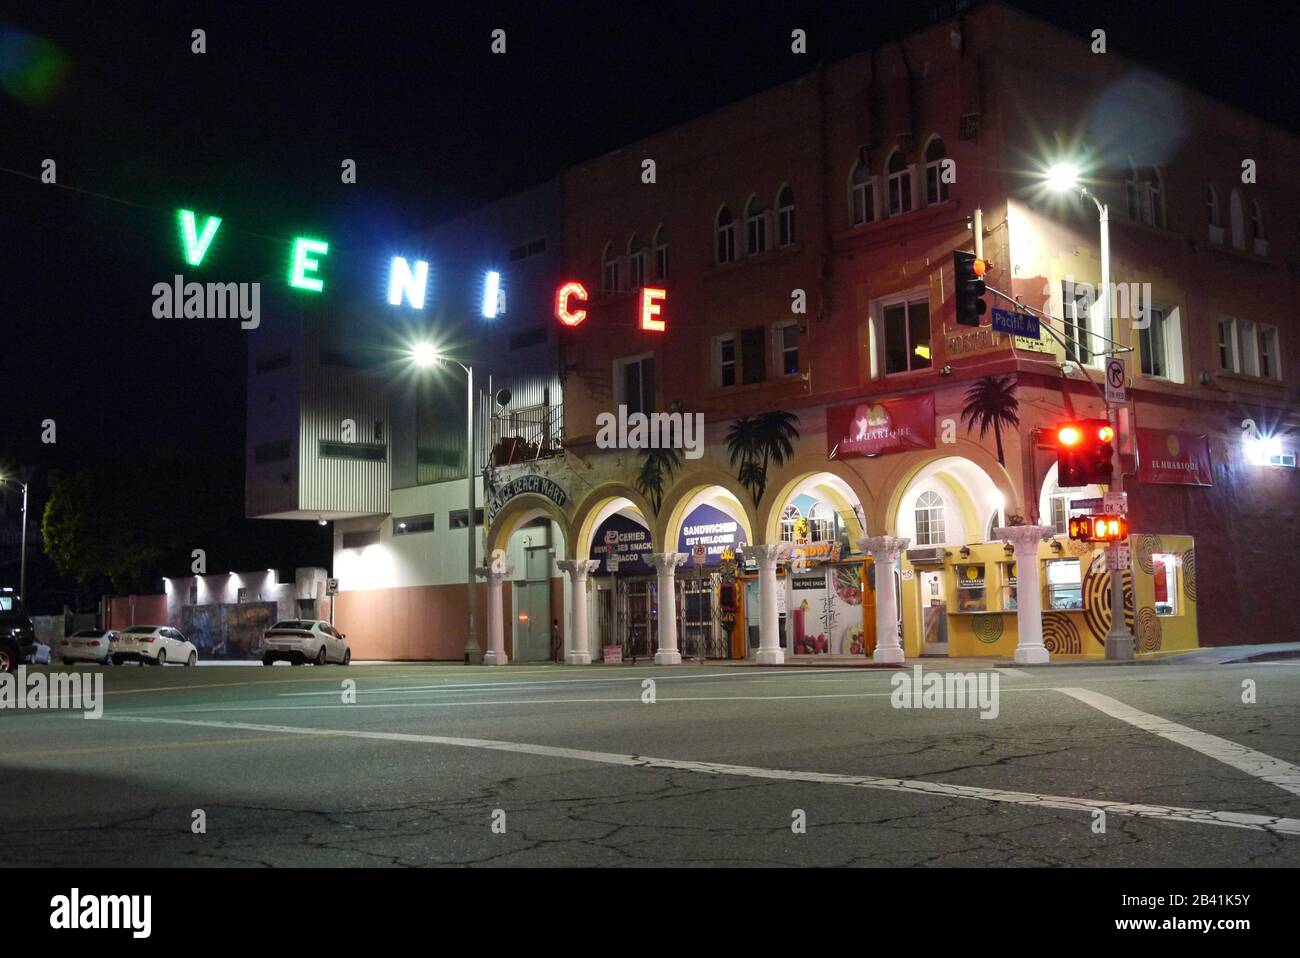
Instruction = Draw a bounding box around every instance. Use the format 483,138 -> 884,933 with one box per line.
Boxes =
993,525 -> 1054,552
557,558 -> 601,579
475,564 -> 514,582
857,535 -> 911,561
741,542 -> 793,567
648,552 -> 687,573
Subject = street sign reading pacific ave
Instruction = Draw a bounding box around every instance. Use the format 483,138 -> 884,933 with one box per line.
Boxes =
991,307 -> 1040,339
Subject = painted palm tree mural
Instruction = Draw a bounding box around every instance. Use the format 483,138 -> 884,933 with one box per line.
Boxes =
960,375 -> 1019,466
634,446 -> 682,514
727,411 -> 800,507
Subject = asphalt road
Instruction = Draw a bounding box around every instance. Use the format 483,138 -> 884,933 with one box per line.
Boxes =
2,658 -> 1298,867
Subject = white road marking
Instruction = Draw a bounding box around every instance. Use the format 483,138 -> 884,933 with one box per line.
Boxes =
116,687 -> 1063,715
295,669 -> 808,696
99,714 -> 1300,837
1059,687 -> 1300,797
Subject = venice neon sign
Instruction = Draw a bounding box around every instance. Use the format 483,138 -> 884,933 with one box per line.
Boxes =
174,208 -> 662,329
553,281 -> 668,332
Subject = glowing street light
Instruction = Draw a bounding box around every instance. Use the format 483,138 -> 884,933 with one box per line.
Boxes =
1042,157 -> 1132,659
407,343 -> 481,664
1045,162 -> 1081,193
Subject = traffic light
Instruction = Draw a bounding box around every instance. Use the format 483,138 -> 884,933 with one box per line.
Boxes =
1056,418 -> 1115,486
1068,514 -> 1129,542
953,250 -> 987,327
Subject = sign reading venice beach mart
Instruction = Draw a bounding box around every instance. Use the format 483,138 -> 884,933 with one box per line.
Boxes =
487,474 -> 568,521
826,394 -> 936,459
1136,428 -> 1213,486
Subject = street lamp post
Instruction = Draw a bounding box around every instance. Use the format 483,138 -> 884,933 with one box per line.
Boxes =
0,476 -> 28,605
411,344 -> 480,664
1046,164 -> 1135,659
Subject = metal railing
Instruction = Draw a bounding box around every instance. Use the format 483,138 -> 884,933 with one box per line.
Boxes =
489,403 -> 564,464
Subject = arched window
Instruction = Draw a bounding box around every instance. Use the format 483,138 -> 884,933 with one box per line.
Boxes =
1229,189 -> 1246,249
715,205 -> 736,264
806,501 -> 832,543
886,149 -> 912,216
777,185 -> 795,247
779,504 -> 802,542
913,490 -> 945,545
652,224 -> 667,280
1127,164 -> 1164,226
626,233 -> 643,290
923,137 -> 949,204
1250,199 -> 1265,241
602,241 -> 619,295
849,159 -> 873,226
745,194 -> 767,256
1205,184 -> 1221,228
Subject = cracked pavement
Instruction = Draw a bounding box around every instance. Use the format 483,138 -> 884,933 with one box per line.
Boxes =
1,659 -> 1298,866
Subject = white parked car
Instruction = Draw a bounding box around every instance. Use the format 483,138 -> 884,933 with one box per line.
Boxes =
261,620 -> 351,666
112,625 -> 198,666
60,628 -> 120,665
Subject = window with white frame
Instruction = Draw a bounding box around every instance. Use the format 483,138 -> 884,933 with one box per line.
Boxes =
913,491 -> 945,546
1226,320 -> 1284,380
1206,184 -> 1220,228
626,234 -> 643,290
806,501 -> 833,543
1047,478 -> 1078,536
1126,165 -> 1165,227
779,504 -> 801,542
745,195 -> 767,256
924,137 -> 949,205
1136,296 -> 1183,382
716,206 -> 736,264
881,295 -> 931,375
1061,281 -> 1096,366
602,242 -> 619,295
653,225 -> 667,280
617,355 -> 655,415
850,159 -> 874,226
1258,325 -> 1280,379
774,320 -> 799,376
777,185 -> 795,247
886,149 -> 911,216
715,333 -> 737,388
1217,317 -> 1237,371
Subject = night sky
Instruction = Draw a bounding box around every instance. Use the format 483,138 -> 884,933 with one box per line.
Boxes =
1,0 -> 1295,600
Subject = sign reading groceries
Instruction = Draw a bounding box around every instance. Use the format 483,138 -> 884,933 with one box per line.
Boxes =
827,394 -> 936,459
1137,428 -> 1213,486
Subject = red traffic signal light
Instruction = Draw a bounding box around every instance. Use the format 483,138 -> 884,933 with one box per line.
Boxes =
1069,513 -> 1129,542
953,250 -> 987,327
1056,418 -> 1115,486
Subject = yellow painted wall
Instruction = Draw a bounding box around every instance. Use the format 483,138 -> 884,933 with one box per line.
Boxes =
900,535 -> 1200,659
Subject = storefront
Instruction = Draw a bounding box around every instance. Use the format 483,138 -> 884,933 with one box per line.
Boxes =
898,534 -> 1199,659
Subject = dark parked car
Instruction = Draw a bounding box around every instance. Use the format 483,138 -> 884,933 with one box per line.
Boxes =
0,590 -> 37,673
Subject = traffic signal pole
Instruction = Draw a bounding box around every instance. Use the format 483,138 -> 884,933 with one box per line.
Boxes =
982,282 -> 1135,659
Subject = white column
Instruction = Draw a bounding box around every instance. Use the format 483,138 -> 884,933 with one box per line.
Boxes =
857,535 -> 909,664
648,552 -> 687,665
742,543 -> 792,665
994,525 -> 1053,665
557,559 -> 601,665
475,561 -> 514,666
